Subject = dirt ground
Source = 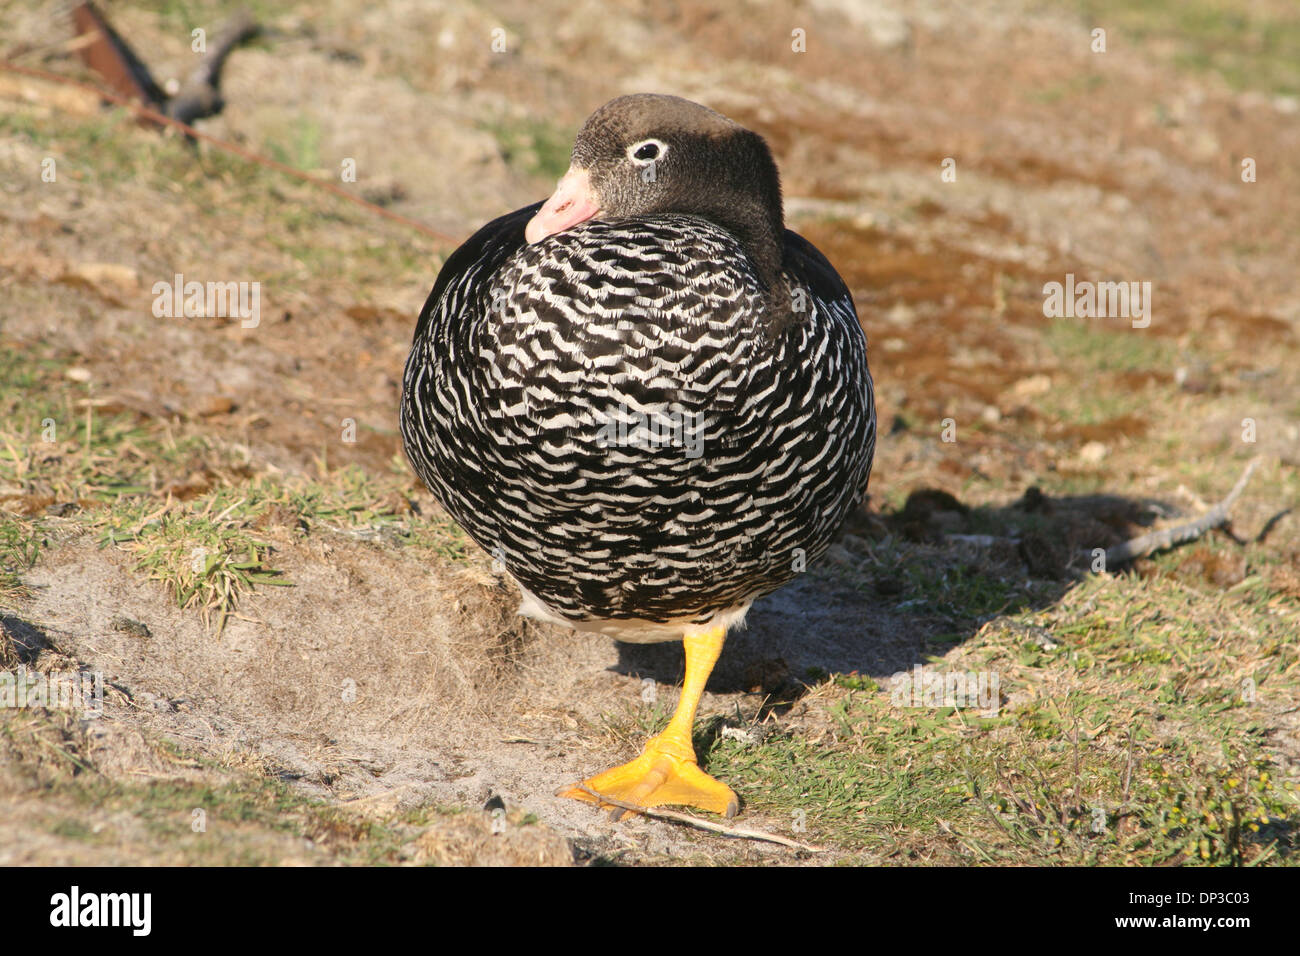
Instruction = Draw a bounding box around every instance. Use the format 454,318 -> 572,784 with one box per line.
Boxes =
0,0 -> 1297,865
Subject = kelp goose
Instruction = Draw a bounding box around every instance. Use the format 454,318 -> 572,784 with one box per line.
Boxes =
401,94 -> 876,818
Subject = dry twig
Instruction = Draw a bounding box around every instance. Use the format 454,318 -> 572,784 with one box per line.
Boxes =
574,785 -> 824,852
1099,457 -> 1262,567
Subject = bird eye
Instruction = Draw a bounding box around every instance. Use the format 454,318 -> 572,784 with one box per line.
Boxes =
628,139 -> 666,164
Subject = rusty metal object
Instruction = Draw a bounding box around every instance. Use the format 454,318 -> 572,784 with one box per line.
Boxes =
70,2 -> 165,113
69,1 -> 257,127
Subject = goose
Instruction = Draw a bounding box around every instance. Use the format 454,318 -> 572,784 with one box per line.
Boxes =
401,93 -> 876,818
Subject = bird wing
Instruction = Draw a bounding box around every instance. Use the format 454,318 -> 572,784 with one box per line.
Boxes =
411,201 -> 541,344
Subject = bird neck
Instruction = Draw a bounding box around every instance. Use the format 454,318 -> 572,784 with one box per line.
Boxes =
711,201 -> 785,296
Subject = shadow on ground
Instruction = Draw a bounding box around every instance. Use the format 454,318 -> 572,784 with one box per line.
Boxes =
613,485 -> 1174,698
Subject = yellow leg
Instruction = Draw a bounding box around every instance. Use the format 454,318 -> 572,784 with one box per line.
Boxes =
559,625 -> 739,819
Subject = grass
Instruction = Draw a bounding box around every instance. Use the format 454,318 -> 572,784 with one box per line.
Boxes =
701,567 -> 1298,864
1064,0 -> 1300,97
127,0 -> 286,37
88,469 -> 475,633
480,115 -> 573,180
0,341 -> 241,504
264,112 -> 324,173
1043,317 -> 1180,374
0,339 -> 472,631
95,497 -> 288,634
0,516 -> 43,607
1026,71 -> 1108,105
897,555 -> 1028,618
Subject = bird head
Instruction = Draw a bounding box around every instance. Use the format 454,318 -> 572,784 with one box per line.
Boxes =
525,94 -> 785,289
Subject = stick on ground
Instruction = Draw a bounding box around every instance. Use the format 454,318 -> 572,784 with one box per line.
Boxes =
1098,457 -> 1262,567
575,785 -> 824,852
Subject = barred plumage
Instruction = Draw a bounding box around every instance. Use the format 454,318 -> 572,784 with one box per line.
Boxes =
401,208 -> 875,641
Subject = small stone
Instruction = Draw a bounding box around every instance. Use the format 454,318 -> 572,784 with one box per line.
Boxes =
111,616 -> 151,639
720,726 -> 761,746
1079,441 -> 1108,464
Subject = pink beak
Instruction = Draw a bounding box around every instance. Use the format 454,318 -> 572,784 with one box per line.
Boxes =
525,167 -> 601,243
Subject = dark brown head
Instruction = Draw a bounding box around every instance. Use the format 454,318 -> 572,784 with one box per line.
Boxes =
525,94 -> 785,290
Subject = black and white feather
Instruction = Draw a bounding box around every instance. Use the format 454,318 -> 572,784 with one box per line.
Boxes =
401,97 -> 876,643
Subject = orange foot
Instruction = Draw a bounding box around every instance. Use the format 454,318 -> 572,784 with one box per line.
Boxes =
559,733 -> 739,820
